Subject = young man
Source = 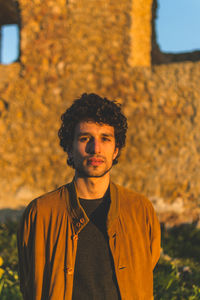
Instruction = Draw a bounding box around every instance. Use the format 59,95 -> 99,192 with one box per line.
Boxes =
18,93 -> 160,300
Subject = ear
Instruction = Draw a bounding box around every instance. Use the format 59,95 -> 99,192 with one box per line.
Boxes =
67,152 -> 75,167
113,147 -> 119,160
67,150 -> 73,162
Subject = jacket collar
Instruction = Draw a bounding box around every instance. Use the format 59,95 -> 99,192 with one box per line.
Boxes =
65,180 -> 120,235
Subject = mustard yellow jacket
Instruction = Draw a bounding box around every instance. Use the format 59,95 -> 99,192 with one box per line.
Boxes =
17,181 -> 161,300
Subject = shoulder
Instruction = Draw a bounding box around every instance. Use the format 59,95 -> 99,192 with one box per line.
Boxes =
111,182 -> 155,213
112,183 -> 160,230
22,184 -> 69,221
35,184 -> 67,206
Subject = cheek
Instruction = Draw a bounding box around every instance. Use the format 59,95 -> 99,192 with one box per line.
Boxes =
107,147 -> 118,161
74,143 -> 86,157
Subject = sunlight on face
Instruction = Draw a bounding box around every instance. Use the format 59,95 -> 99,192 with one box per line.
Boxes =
71,121 -> 118,178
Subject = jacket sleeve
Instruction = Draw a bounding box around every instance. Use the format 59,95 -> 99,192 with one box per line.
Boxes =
17,200 -> 45,300
147,201 -> 161,269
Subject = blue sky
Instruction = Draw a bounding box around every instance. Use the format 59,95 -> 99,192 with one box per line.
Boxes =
1,24 -> 19,64
1,0 -> 200,64
156,0 -> 200,53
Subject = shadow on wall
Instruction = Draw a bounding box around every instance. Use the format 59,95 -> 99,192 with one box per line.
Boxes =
0,208 -> 24,223
152,49 -> 200,65
0,0 -> 21,64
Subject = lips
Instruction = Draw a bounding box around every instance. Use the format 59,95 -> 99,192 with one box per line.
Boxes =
87,157 -> 104,166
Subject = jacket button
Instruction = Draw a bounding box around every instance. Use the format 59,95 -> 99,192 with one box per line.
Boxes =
80,218 -> 85,224
67,268 -> 73,275
73,234 -> 78,240
64,267 -> 73,275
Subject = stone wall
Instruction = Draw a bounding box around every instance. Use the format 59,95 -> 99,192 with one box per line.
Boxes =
0,0 -> 200,225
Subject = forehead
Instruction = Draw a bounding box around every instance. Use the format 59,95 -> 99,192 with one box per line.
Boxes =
74,121 -> 115,136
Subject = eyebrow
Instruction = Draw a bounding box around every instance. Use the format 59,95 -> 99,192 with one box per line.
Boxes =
101,133 -> 114,137
77,132 -> 114,137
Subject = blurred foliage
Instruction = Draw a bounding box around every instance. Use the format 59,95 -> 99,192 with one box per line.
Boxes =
161,223 -> 200,262
154,223 -> 200,299
0,221 -> 22,300
0,219 -> 200,299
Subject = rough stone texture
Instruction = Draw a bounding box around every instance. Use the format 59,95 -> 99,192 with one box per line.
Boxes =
0,0 -> 200,225
129,0 -> 153,67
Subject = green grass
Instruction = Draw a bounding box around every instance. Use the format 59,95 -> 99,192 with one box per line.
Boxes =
0,221 -> 22,300
0,220 -> 200,299
154,224 -> 200,299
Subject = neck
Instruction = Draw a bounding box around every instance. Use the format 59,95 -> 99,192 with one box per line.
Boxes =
74,173 -> 110,199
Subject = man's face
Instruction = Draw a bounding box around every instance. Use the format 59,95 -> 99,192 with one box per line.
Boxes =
71,121 -> 119,178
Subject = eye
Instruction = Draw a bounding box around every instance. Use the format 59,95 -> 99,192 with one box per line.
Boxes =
79,136 -> 89,142
102,136 -> 111,142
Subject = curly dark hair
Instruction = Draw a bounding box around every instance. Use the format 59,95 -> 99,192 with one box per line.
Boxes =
58,93 -> 128,167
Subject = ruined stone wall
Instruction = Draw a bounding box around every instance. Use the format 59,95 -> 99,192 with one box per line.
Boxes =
0,0 -> 138,209
115,62 -> 200,224
0,0 -> 200,224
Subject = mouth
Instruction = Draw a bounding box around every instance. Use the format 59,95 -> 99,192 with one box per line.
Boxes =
87,157 -> 105,166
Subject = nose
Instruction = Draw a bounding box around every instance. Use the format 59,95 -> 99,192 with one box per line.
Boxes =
86,138 -> 101,154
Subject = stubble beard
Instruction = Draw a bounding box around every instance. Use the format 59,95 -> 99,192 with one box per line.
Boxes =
75,160 -> 113,178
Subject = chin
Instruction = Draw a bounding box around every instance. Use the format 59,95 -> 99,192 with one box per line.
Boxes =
78,166 -> 112,178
